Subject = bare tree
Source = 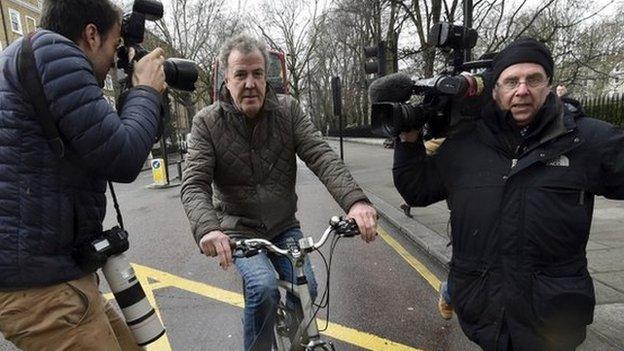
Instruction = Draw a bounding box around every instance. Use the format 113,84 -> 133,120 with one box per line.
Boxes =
149,0 -> 246,123
257,0 -> 622,132
255,0 -> 326,102
472,0 -> 623,96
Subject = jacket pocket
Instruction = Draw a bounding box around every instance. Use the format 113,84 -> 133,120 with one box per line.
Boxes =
449,260 -> 490,325
532,270 -> 595,329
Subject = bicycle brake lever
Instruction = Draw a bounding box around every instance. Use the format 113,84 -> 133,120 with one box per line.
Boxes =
232,247 -> 260,259
244,249 -> 260,258
337,217 -> 360,237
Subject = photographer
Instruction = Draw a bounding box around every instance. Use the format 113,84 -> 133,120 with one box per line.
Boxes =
393,37 -> 624,350
0,0 -> 166,350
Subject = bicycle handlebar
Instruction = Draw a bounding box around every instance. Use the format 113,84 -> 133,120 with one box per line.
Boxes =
231,216 -> 359,258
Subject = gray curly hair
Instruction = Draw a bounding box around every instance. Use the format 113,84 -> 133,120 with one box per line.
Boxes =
219,34 -> 269,72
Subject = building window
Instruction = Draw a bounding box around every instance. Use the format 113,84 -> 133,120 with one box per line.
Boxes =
26,16 -> 37,34
8,9 -> 23,35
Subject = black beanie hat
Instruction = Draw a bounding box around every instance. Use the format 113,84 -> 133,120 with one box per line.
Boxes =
492,37 -> 554,83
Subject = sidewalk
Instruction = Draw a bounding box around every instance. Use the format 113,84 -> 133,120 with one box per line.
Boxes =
327,137 -> 624,349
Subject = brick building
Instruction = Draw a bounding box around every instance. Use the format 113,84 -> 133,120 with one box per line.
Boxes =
0,0 -> 121,103
0,0 -> 42,50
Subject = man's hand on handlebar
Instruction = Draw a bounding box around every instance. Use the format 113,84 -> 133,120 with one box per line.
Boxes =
199,230 -> 233,270
347,201 -> 378,243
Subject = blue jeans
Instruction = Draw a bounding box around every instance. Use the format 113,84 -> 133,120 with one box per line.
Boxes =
235,228 -> 318,351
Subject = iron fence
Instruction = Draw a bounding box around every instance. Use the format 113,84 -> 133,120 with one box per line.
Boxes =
580,94 -> 624,127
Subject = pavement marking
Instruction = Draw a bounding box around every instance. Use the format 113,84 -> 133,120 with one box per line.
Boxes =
128,263 -> 425,351
100,228 -> 440,351
135,268 -> 173,351
102,273 -> 173,351
321,321 -> 425,351
378,226 -> 441,292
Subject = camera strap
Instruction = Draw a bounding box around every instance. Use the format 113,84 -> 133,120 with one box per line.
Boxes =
108,181 -> 125,230
17,32 -> 65,158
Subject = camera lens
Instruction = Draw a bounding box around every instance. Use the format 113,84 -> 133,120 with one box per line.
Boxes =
102,254 -> 165,346
163,58 -> 199,92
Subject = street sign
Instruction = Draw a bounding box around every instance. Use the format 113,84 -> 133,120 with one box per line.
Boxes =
151,158 -> 168,186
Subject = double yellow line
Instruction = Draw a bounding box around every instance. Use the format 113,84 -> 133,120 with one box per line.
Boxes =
377,226 -> 441,292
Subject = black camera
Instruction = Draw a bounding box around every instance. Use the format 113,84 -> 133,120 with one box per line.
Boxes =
74,225 -> 129,272
74,225 -> 165,346
117,0 -> 198,92
369,22 -> 493,138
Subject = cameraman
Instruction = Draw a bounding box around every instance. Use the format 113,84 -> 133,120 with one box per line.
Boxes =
393,37 -> 624,350
0,0 -> 166,350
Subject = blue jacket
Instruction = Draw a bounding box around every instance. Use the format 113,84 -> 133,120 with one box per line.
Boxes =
0,30 -> 162,288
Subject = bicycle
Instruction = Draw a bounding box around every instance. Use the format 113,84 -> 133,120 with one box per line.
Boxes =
231,216 -> 360,351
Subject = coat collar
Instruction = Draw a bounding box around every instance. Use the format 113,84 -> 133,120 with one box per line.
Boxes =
480,92 -> 576,153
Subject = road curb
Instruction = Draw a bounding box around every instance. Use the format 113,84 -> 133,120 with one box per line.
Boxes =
326,136 -> 385,146
363,190 -> 452,271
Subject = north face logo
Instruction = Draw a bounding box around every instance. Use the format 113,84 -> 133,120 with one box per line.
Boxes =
546,155 -> 570,167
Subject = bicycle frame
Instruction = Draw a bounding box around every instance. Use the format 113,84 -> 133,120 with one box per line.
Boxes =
273,254 -> 328,351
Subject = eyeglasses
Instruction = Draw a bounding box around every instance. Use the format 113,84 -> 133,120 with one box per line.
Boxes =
496,74 -> 549,92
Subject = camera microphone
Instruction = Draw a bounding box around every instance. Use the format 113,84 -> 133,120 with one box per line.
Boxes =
368,73 -> 415,103
368,72 -> 486,105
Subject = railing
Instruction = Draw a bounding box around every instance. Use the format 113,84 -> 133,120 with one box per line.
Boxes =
580,94 -> 624,127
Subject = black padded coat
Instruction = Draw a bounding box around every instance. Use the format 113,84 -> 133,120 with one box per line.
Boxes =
393,94 -> 624,350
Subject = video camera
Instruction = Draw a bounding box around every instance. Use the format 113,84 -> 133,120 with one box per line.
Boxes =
116,0 -> 198,92
369,22 -> 493,138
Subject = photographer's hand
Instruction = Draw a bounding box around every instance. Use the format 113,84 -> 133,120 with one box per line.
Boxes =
399,129 -> 420,143
132,47 -> 167,93
199,231 -> 233,270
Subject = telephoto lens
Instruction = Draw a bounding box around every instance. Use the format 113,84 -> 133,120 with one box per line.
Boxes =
102,254 -> 166,346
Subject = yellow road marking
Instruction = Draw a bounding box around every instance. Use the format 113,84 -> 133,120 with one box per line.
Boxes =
102,275 -> 173,350
130,263 -> 424,351
147,281 -> 171,290
378,226 -> 441,291
322,321 -> 425,351
135,267 -> 173,351
133,263 -> 244,307
101,227 -> 442,351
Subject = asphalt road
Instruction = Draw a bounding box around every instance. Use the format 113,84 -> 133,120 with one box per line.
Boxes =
1,156 -> 478,351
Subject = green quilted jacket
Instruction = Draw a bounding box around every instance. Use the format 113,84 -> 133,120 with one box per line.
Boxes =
181,86 -> 368,244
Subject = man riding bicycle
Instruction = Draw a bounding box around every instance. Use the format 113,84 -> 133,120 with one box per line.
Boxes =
180,34 -> 378,350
